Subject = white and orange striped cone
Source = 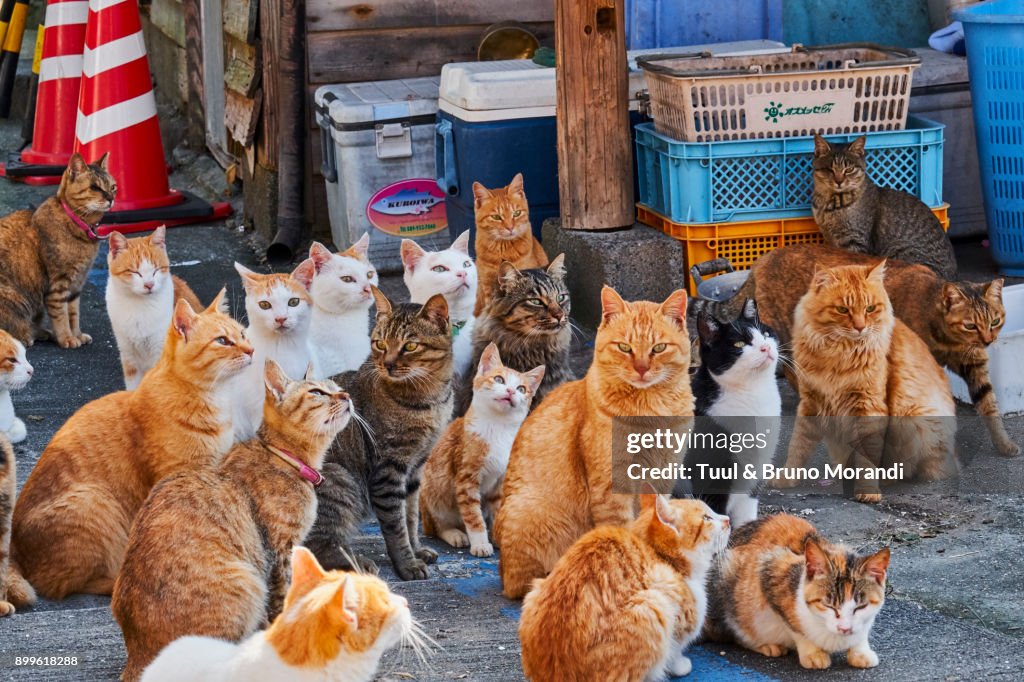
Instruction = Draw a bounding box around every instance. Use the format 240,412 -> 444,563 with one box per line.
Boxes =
0,0 -> 83,184
73,0 -> 230,235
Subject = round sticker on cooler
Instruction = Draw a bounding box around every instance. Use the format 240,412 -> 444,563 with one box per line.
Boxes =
365,179 -> 448,238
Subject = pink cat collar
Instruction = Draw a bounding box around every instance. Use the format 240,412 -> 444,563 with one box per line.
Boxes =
62,201 -> 105,241
267,444 -> 324,487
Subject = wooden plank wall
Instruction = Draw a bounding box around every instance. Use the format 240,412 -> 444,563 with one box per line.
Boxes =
304,0 -> 555,241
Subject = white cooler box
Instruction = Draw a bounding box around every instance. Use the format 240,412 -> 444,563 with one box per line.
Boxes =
315,77 -> 450,273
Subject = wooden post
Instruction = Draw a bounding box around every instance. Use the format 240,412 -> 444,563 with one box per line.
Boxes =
183,0 -> 205,150
555,0 -> 634,231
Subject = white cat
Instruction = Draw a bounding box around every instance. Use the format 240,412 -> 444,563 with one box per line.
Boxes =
232,262 -> 316,441
0,330 -> 32,443
401,231 -> 477,377
306,234 -> 379,377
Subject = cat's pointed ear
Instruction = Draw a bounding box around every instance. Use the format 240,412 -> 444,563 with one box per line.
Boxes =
546,253 -> 566,280
332,577 -> 359,628
370,285 -> 392,318
309,242 -> 334,273
697,312 -> 719,344
985,278 -> 1004,303
600,286 -> 628,325
472,181 -> 492,207
524,364 -> 546,394
149,225 -> 167,249
264,359 -> 290,402
107,231 -> 128,259
848,135 -> 867,157
452,230 -> 471,254
508,172 -> 525,196
866,260 -> 886,284
234,262 -> 260,289
803,538 -> 831,581
942,282 -> 965,312
419,293 -> 450,329
652,495 -> 678,534
304,363 -> 316,380
860,547 -> 890,586
204,287 -> 229,315
400,239 -> 427,272
291,259 -> 316,292
659,289 -> 688,330
497,261 -> 521,292
813,134 -> 831,157
67,152 -> 88,179
344,233 -> 370,261
172,298 -> 198,341
96,151 -> 110,171
811,265 -> 837,293
742,298 -> 757,321
290,546 -> 327,587
477,342 -> 502,376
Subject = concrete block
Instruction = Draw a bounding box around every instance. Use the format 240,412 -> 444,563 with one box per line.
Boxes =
542,218 -> 687,329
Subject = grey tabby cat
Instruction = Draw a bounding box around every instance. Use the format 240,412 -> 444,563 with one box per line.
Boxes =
305,287 -> 454,581
454,254 -> 573,416
812,135 -> 957,280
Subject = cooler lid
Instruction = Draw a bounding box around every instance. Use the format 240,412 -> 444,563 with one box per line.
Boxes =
316,76 -> 441,127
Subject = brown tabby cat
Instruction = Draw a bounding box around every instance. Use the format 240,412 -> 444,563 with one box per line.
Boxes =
520,495 -> 730,681
706,514 -> 890,670
113,360 -> 350,682
0,152 -> 116,348
11,292 -> 253,599
1,434 -> 35,616
495,286 -> 693,599
812,135 -> 956,280
778,262 -> 958,502
472,173 -> 548,316
739,244 -> 1016,457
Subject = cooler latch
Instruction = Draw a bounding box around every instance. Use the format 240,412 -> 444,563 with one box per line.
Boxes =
375,123 -> 412,159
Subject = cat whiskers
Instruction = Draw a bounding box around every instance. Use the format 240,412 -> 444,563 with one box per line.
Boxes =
349,406 -> 378,454
400,617 -> 439,666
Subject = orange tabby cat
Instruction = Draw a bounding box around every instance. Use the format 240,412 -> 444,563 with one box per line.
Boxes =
495,286 -> 693,599
11,292 -> 253,599
520,495 -> 730,681
472,173 -> 548,316
777,262 -> 957,502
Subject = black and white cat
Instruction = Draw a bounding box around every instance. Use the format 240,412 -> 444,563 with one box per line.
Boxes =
685,299 -> 781,526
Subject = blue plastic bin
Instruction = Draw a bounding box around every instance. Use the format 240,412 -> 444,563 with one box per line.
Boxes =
625,0 -> 783,50
956,0 -> 1024,275
635,115 -> 945,224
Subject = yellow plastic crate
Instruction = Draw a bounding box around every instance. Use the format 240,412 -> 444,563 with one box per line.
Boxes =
637,203 -> 951,296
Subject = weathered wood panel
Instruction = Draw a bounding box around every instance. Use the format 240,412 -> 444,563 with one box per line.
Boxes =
224,0 -> 259,44
226,88 -> 262,146
225,56 -> 259,96
183,0 -> 204,147
307,22 -> 554,84
151,0 -> 186,47
307,0 -> 554,32
258,0 -> 281,168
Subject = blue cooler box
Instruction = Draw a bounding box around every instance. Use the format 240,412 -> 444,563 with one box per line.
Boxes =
435,41 -> 787,251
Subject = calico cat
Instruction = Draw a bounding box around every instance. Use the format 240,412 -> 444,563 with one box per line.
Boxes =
812,135 -> 956,280
1,434 -> 36,616
113,360 -> 350,681
306,234 -> 379,376
520,495 -> 730,681
306,288 -> 454,581
706,514 -> 890,670
472,173 -> 548,316
455,256 -> 572,416
420,343 -> 544,557
0,329 -> 33,443
729,244 -> 1016,457
779,262 -> 958,502
0,152 -> 116,348
11,292 -> 252,599
402,230 -> 477,377
233,262 -> 316,441
139,547 -> 416,682
106,226 -> 203,389
683,300 -> 780,526
496,286 -> 693,599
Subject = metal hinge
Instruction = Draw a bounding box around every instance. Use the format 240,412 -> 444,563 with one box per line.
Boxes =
375,122 -> 413,159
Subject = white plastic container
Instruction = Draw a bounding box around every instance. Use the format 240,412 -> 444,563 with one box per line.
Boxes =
315,77 -> 450,273
948,283 -> 1024,415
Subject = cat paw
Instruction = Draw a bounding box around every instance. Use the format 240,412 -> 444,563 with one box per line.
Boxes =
439,529 -> 469,548
854,492 -> 882,504
56,335 -> 83,349
470,541 -> 494,558
798,648 -> 832,670
416,547 -> 438,564
77,332 -> 93,346
353,555 -> 379,574
7,418 -> 27,443
996,440 -> 1021,458
667,652 -> 692,677
0,601 -> 14,617
395,559 -> 430,581
847,647 -> 879,669
755,644 -> 788,658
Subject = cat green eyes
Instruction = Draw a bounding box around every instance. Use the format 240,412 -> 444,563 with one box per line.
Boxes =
865,304 -> 877,313
964,322 -> 977,331
513,210 -> 523,218
373,340 -> 386,351
288,298 -> 300,307
991,318 -> 1001,327
493,376 -> 505,385
258,301 -> 272,310
403,342 -> 419,352
557,293 -> 568,303
733,341 -> 746,348
617,343 -> 632,353
490,214 -> 502,221
525,298 -> 545,307
341,276 -> 356,283
367,271 -> 375,279
214,336 -> 232,346
432,265 -> 448,273
652,343 -> 667,353
835,306 -> 849,314
516,385 -> 527,393
309,388 -> 328,397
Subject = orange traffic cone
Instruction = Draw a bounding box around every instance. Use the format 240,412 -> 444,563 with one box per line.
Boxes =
73,0 -> 230,235
0,0 -> 86,184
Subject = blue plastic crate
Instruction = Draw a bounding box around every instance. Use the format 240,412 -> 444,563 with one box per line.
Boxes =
635,115 -> 945,224
956,0 -> 1024,275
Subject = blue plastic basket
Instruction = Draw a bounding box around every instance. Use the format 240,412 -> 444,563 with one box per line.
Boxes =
956,0 -> 1024,275
635,115 -> 945,224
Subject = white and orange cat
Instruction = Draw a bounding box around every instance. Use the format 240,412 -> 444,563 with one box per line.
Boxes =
306,234 -> 379,377
0,330 -> 32,443
106,226 -> 203,389
232,262 -> 316,441
420,343 -> 543,557
139,547 -> 418,682
401,230 -> 477,377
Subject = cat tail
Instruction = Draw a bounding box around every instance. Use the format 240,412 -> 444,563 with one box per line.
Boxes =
4,560 -> 37,607
686,273 -> 756,324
